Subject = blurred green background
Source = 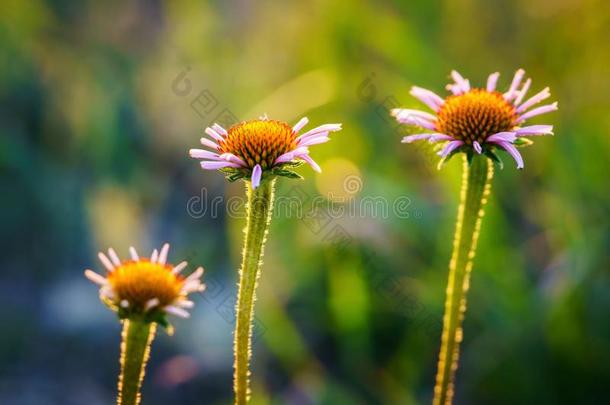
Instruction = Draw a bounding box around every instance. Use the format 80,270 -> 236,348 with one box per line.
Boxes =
1,0 -> 610,404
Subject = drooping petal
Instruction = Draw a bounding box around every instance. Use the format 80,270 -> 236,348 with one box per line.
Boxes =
165,305 -> 190,318
516,102 -> 558,123
251,164 -> 262,189
486,72 -> 500,92
292,117 -> 309,133
496,141 -> 524,169
473,141 -> 482,154
515,125 -> 554,136
437,140 -> 464,157
300,154 -> 322,172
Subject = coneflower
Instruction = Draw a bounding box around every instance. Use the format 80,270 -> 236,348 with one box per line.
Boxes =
392,70 -> 556,405
190,115 -> 341,404
85,243 -> 205,405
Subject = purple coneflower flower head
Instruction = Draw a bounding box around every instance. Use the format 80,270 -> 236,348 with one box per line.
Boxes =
392,69 -> 557,169
189,116 -> 342,188
84,243 -> 205,327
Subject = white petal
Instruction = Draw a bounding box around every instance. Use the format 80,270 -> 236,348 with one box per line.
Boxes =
292,117 -> 309,133
129,247 -> 139,261
158,243 -> 170,265
98,252 -> 114,271
145,298 -> 160,311
151,249 -> 159,263
84,269 -> 107,286
107,248 -> 121,266
172,261 -> 188,275
165,305 -> 190,318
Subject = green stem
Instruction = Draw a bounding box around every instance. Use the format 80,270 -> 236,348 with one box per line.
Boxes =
234,179 -> 275,405
433,155 -> 494,405
117,319 -> 157,405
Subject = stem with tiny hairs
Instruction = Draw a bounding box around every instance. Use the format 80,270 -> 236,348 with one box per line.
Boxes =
233,179 -> 275,405
433,154 -> 494,405
117,319 -> 157,405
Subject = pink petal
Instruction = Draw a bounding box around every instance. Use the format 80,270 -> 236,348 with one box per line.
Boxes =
410,86 -> 444,112
391,108 -> 437,121
401,133 -> 438,143
504,69 -> 525,100
219,153 -> 247,166
212,124 -> 228,136
486,72 -> 500,92
190,149 -> 220,160
300,154 -> 321,172
496,141 -> 524,169
292,117 -> 309,133
473,141 -> 482,154
251,164 -> 262,189
200,161 -> 241,170
299,135 -> 330,147
200,137 -> 219,149
297,123 -> 342,141
515,125 -> 554,136
516,102 -> 558,123
204,127 -> 224,141
437,140 -> 464,157
514,78 -> 531,105
428,134 -> 455,143
399,117 -> 436,130
517,87 -> 550,113
449,70 -> 470,93
486,131 -> 517,143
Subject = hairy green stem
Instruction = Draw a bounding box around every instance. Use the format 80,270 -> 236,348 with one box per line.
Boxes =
117,319 -> 157,405
433,155 -> 494,405
234,179 -> 275,405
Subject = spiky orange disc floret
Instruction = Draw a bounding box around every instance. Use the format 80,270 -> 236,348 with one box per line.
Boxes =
107,260 -> 184,310
218,119 -> 297,169
437,90 -> 517,145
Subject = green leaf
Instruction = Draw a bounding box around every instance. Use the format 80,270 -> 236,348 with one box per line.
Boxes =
279,160 -> 305,169
484,148 -> 504,170
513,137 -> 534,147
272,169 -> 303,179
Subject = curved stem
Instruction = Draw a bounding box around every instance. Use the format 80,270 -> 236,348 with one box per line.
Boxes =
117,319 -> 157,405
433,155 -> 494,405
234,179 -> 275,405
